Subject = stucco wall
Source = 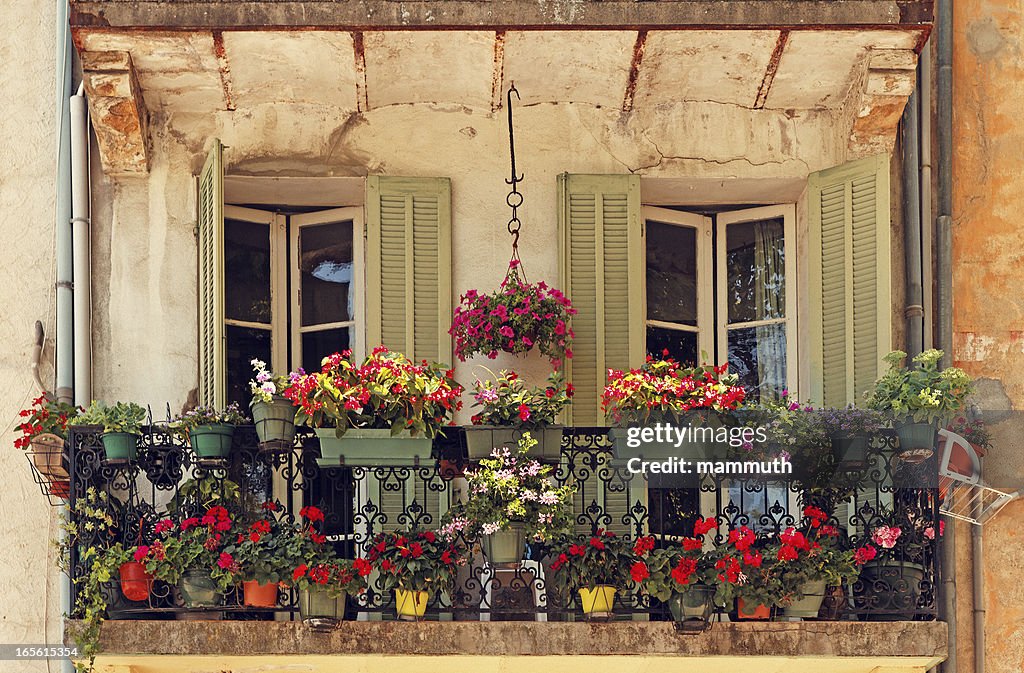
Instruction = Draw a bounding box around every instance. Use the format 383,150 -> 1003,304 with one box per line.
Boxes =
89,99 -> 850,411
952,0 -> 1024,671
0,1 -> 67,671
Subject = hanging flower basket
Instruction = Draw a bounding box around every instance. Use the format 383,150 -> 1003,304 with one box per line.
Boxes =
450,260 -> 576,367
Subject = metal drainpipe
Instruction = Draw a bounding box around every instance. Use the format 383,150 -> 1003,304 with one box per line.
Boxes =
936,0 -> 957,671
54,2 -> 74,671
70,84 -> 93,407
902,86 -> 924,359
972,460 -> 985,673
920,41 -> 934,350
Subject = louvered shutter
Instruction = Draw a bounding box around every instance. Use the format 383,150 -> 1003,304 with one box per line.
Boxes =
557,174 -> 644,424
366,177 -> 452,364
197,139 -> 225,408
807,155 -> 892,405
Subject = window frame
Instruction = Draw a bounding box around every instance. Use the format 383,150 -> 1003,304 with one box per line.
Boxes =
715,204 -> 798,398
641,206 -> 715,361
222,204 -> 289,376
289,206 -> 366,370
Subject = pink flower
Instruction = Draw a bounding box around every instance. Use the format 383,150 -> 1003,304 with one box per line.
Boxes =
871,526 -> 902,549
499,326 -> 514,338
217,552 -> 235,570
133,546 -> 150,562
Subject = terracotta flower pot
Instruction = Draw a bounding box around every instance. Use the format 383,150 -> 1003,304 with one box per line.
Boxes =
736,598 -> 771,620
118,561 -> 153,602
242,580 -> 279,607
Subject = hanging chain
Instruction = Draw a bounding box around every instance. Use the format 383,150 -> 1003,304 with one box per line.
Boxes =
504,83 -> 527,282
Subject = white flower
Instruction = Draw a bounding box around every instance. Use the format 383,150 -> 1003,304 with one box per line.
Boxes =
251,358 -> 266,370
261,382 -> 276,395
481,522 -> 501,535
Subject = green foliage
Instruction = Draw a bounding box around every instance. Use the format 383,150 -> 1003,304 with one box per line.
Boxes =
70,401 -> 147,435
285,346 -> 463,439
550,529 -> 636,595
866,349 -> 974,424
602,356 -> 746,426
368,528 -> 464,594
470,370 -> 571,428
440,433 -> 574,542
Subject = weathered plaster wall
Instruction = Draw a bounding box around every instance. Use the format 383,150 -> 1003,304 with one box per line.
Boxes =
0,1 -> 67,670
952,0 -> 1024,672
90,99 -> 850,411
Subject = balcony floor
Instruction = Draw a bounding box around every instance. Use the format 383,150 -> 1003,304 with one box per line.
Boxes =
70,619 -> 947,673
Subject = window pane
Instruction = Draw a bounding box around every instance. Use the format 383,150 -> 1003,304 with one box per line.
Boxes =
646,221 -> 697,326
726,217 -> 785,324
225,219 -> 271,323
301,328 -> 350,376
646,326 -> 698,366
300,221 -> 354,326
727,323 -> 787,400
226,324 -> 272,407
727,482 -> 790,533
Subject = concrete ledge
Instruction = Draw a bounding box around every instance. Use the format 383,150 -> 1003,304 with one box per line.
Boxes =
69,0 -> 933,30
70,619 -> 947,659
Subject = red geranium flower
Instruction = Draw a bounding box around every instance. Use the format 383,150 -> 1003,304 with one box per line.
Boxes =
630,561 -> 650,583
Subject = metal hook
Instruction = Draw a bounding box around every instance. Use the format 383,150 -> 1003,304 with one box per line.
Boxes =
506,82 -> 524,186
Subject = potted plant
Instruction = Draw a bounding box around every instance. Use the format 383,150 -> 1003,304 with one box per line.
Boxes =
141,505 -> 239,609
450,259 -> 576,367
700,525 -> 780,620
15,393 -> 79,496
465,370 -> 572,460
603,354 -> 746,461
771,506 -> 859,619
285,347 -> 463,466
368,528 -> 464,620
249,358 -> 299,449
441,433 -> 574,564
631,517 -> 720,621
851,506 -> 936,621
70,401 -> 147,461
220,502 -> 292,608
170,403 -> 248,459
550,529 -> 635,619
818,406 -> 885,469
866,349 -> 974,463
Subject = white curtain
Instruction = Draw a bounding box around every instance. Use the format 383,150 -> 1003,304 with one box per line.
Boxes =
752,221 -> 786,397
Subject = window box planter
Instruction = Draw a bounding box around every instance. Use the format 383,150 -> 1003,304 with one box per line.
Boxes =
101,432 -> 139,461
482,523 -> 527,565
315,428 -> 433,466
189,424 -> 235,459
831,433 -> 871,469
609,417 -> 718,462
464,426 -> 563,461
251,396 -> 296,449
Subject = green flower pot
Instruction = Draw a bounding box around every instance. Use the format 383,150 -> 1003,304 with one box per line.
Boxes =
100,432 -> 138,461
482,524 -> 527,565
668,583 -> 713,621
895,422 -> 936,461
610,413 -> 722,461
857,560 -> 925,621
831,434 -> 870,468
464,426 -> 564,461
783,578 -> 827,618
315,428 -> 433,466
251,396 -> 297,447
189,424 -> 235,459
178,571 -> 221,608
299,588 -> 346,630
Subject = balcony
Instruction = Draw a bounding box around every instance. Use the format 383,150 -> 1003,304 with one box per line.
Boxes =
62,424 -> 943,628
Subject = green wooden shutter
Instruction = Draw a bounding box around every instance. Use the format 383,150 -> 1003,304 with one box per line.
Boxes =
807,154 -> 892,406
366,177 -> 452,364
557,174 -> 644,424
197,139 -> 225,408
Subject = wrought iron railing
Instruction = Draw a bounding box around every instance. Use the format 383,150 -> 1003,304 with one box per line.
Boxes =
65,423 -> 941,622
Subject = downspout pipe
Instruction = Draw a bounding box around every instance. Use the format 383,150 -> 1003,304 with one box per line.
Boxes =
55,0 -> 73,405
902,86 -> 924,359
972,459 -> 985,673
54,3 -> 74,672
71,84 -> 93,407
936,0 -> 957,672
